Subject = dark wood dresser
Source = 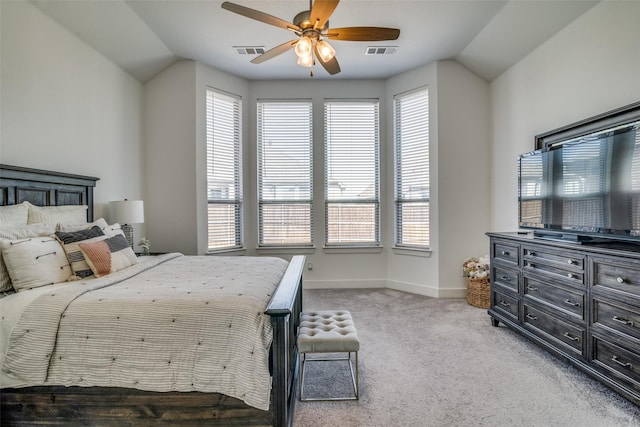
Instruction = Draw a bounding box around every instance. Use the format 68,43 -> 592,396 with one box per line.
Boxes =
487,232 -> 640,406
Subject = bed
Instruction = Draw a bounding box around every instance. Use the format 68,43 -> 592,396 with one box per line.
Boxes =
0,164 -> 303,427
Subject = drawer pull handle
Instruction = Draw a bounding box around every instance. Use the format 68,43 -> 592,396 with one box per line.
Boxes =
527,251 -> 535,256
500,275 -> 512,282
564,299 -> 580,307
611,356 -> 633,369
526,285 -> 538,292
499,300 -> 511,308
527,263 -> 534,268
616,277 -> 626,284
501,251 -> 510,256
612,316 -> 634,327
567,273 -> 574,279
526,314 -> 538,321
567,259 -> 575,265
563,332 -> 579,342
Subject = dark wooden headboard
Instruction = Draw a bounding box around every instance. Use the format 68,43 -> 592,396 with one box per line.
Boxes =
0,164 -> 99,221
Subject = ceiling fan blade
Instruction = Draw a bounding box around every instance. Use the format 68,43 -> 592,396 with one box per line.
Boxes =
221,2 -> 301,32
326,27 -> 400,41
314,44 -> 341,75
251,40 -> 298,64
310,0 -> 339,30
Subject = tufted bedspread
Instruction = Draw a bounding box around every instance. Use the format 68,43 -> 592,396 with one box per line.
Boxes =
0,254 -> 289,411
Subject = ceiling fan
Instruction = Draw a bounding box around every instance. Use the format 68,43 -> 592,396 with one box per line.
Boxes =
221,0 -> 400,76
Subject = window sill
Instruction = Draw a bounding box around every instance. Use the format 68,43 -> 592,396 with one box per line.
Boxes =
207,247 -> 247,256
256,246 -> 316,255
392,246 -> 432,257
323,245 -> 383,254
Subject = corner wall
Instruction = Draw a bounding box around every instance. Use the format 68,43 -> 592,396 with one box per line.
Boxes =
490,1 -> 640,233
0,1 -> 144,224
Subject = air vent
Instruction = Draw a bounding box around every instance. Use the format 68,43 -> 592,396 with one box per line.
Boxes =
234,46 -> 266,55
365,46 -> 398,55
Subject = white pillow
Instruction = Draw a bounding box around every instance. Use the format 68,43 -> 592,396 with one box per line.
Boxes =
1,237 -> 72,291
25,201 -> 88,225
0,202 -> 29,227
0,223 -> 57,292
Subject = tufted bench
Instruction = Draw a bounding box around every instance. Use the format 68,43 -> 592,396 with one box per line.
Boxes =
298,310 -> 359,401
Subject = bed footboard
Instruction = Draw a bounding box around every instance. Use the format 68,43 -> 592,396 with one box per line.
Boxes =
265,255 -> 305,427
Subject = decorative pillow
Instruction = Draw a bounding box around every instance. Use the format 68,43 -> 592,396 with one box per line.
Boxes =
0,202 -> 29,227
0,224 -> 57,292
55,226 -> 106,279
79,234 -> 138,277
26,201 -> 88,225
57,218 -> 125,238
57,218 -> 109,233
0,237 -> 72,291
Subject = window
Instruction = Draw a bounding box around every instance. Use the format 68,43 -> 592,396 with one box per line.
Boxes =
324,100 -> 379,245
394,88 -> 430,248
206,88 -> 242,251
257,100 -> 313,246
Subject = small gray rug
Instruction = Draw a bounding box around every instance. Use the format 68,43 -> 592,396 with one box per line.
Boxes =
293,288 -> 640,427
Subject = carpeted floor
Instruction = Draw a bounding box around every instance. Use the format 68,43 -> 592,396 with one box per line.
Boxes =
293,288 -> 640,427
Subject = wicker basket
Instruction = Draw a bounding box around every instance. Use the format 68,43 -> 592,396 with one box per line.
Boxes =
466,277 -> 490,308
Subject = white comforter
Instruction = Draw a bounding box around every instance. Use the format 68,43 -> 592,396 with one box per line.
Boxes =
0,254 -> 288,411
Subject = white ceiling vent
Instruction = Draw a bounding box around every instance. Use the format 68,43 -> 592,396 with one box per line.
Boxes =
365,46 -> 398,55
234,46 -> 265,55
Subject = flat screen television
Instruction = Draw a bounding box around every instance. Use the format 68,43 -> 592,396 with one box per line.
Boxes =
518,119 -> 640,243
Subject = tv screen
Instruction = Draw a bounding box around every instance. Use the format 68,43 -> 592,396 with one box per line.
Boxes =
518,119 -> 640,242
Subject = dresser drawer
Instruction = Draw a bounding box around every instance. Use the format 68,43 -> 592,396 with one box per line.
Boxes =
523,245 -> 585,270
524,276 -> 585,320
593,298 -> 640,341
523,261 -> 585,286
493,265 -> 518,292
592,256 -> 640,298
492,288 -> 519,321
493,241 -> 519,266
593,337 -> 640,388
524,304 -> 585,355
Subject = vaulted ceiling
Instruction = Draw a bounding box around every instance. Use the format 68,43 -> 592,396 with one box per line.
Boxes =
31,0 -> 598,83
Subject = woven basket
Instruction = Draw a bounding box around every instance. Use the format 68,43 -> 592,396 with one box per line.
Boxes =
466,277 -> 490,309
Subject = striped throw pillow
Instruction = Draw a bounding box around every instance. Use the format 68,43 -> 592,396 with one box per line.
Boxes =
79,234 -> 138,277
55,226 -> 106,279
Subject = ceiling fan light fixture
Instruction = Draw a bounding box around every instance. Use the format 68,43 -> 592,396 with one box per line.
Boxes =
294,36 -> 313,58
316,39 -> 336,62
297,52 -> 314,68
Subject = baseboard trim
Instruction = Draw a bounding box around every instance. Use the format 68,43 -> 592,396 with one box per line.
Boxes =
304,279 -> 386,289
304,279 -> 466,299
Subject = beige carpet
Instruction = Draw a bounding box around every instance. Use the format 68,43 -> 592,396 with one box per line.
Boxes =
293,288 -> 640,427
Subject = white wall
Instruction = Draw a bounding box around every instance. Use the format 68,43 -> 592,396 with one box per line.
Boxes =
0,1 -> 144,226
490,1 -> 640,233
385,61 -> 491,297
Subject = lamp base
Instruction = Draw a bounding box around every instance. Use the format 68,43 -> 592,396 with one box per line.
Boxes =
121,224 -> 134,249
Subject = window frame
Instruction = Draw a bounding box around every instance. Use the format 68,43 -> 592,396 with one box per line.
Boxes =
393,87 -> 430,250
205,87 -> 243,252
257,99 -> 314,248
324,99 -> 380,247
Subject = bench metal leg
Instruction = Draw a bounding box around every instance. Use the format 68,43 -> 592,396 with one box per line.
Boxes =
299,351 -> 359,401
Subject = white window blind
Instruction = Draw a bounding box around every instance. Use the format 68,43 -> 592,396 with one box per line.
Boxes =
324,100 -> 379,245
257,100 -> 313,246
394,88 -> 430,248
206,88 -> 242,251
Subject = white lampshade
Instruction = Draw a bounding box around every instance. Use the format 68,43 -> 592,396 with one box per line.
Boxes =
110,199 -> 144,225
297,53 -> 314,68
315,40 -> 335,62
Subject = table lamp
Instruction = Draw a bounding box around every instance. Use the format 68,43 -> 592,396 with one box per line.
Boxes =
109,199 -> 144,249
